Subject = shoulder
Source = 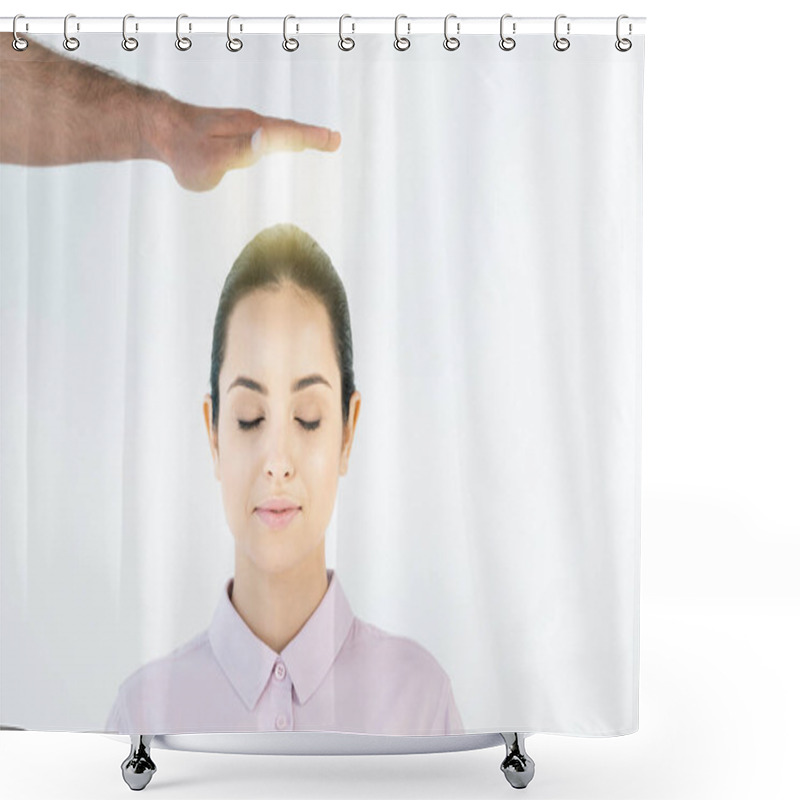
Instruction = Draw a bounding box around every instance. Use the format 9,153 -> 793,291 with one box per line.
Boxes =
346,616 -> 452,687
110,630 -> 212,729
119,630 -> 210,692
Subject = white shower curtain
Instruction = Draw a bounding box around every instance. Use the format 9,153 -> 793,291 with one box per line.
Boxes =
1,25 -> 643,736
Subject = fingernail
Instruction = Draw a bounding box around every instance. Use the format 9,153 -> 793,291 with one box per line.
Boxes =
250,128 -> 263,153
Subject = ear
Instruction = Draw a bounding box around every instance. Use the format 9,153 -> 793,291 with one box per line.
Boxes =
339,390 -> 361,476
203,393 -> 221,481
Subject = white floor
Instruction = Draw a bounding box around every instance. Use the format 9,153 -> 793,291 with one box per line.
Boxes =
2,597 -> 797,799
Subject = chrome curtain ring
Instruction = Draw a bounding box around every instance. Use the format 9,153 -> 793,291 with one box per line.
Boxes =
615,14 -> 632,51
226,15 -> 243,51
121,14 -> 138,51
443,13 -> 460,51
394,14 -> 410,51
499,13 -> 516,51
63,13 -> 80,51
553,14 -> 571,51
176,13 -> 192,51
338,14 -> 355,51
12,14 -> 29,51
283,15 -> 299,51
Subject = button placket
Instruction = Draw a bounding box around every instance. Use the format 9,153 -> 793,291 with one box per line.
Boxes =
271,659 -> 293,731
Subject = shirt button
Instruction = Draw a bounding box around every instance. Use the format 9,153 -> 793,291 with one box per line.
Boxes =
275,713 -> 287,730
274,661 -> 286,680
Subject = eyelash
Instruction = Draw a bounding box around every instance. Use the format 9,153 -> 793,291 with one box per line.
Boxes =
238,417 -> 320,432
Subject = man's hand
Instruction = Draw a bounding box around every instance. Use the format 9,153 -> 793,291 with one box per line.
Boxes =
144,97 -> 342,191
0,32 -> 342,191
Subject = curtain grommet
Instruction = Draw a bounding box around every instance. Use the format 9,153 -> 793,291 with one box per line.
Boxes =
12,14 -> 29,51
121,14 -> 138,51
499,14 -> 516,51
176,13 -> 192,51
443,13 -> 460,51
338,14 -> 355,51
63,13 -> 80,51
283,15 -> 299,52
553,14 -> 571,51
394,15 -> 411,51
226,15 -> 243,52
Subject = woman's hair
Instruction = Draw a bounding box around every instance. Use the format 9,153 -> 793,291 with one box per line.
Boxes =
210,223 -> 355,432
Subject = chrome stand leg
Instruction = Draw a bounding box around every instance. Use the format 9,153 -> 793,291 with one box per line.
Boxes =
500,732 -> 535,789
121,734 -> 157,791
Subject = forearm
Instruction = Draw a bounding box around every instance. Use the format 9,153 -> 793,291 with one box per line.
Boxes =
0,32 -> 170,165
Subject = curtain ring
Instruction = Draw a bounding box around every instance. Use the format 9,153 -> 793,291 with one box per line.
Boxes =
338,14 -> 355,51
12,14 -> 29,51
121,14 -> 138,51
176,13 -> 192,51
394,14 -> 410,51
499,13 -> 515,51
283,15 -> 299,51
615,14 -> 632,51
553,14 -> 570,51
226,15 -> 243,51
63,13 -> 80,51
443,13 -> 460,51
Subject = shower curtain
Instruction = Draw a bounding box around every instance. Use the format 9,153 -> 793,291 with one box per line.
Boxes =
0,19 -> 644,739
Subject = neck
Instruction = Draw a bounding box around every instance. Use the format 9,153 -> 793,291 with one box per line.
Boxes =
230,549 -> 330,654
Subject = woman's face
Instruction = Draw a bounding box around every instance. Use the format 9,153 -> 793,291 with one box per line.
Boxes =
203,282 -> 360,578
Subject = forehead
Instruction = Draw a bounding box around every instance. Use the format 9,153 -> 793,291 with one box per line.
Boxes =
223,285 -> 338,380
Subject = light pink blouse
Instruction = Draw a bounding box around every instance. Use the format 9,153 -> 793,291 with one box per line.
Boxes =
106,569 -> 464,735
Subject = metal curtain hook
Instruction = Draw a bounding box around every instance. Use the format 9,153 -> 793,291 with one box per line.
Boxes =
283,15 -> 299,51
12,14 -> 29,51
226,15 -> 243,51
443,13 -> 460,51
338,14 -> 355,51
121,13 -> 138,51
176,13 -> 192,51
63,13 -> 80,51
553,14 -> 571,51
499,13 -> 516,51
615,14 -> 632,51
394,14 -> 410,50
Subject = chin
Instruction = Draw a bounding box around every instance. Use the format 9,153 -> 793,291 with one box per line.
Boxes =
244,538 -> 307,575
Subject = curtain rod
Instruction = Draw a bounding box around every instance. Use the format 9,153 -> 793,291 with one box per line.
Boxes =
2,16 -> 647,37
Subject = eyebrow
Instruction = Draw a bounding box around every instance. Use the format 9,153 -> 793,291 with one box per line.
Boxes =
227,374 -> 333,395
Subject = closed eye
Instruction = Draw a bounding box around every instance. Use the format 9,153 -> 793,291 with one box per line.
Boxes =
238,417 -> 263,431
237,418 -> 321,431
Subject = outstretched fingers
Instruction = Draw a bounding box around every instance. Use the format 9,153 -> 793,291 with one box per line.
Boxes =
252,118 -> 342,154
168,108 -> 342,190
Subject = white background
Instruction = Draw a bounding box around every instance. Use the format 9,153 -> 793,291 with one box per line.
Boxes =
1,1 -> 798,799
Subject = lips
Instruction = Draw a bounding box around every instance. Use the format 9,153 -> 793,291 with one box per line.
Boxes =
255,499 -> 301,531
258,499 -> 300,512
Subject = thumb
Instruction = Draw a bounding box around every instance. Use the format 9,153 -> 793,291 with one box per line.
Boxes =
250,127 -> 265,156
218,130 -> 261,171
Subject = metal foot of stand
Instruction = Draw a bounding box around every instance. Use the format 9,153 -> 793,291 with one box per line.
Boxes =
500,732 -> 535,789
121,735 -> 157,791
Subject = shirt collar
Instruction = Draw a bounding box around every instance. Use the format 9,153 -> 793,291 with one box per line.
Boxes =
208,569 -> 355,710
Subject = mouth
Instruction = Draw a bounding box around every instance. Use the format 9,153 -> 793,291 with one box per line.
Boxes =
254,506 -> 301,531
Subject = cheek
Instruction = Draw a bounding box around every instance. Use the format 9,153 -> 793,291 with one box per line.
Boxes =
303,428 -> 342,489
218,433 -> 254,505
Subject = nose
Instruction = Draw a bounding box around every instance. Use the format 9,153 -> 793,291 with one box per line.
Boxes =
265,461 -> 293,478
262,421 -> 294,479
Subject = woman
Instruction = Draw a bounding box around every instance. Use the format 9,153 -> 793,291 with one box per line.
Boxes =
106,223 -> 463,736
